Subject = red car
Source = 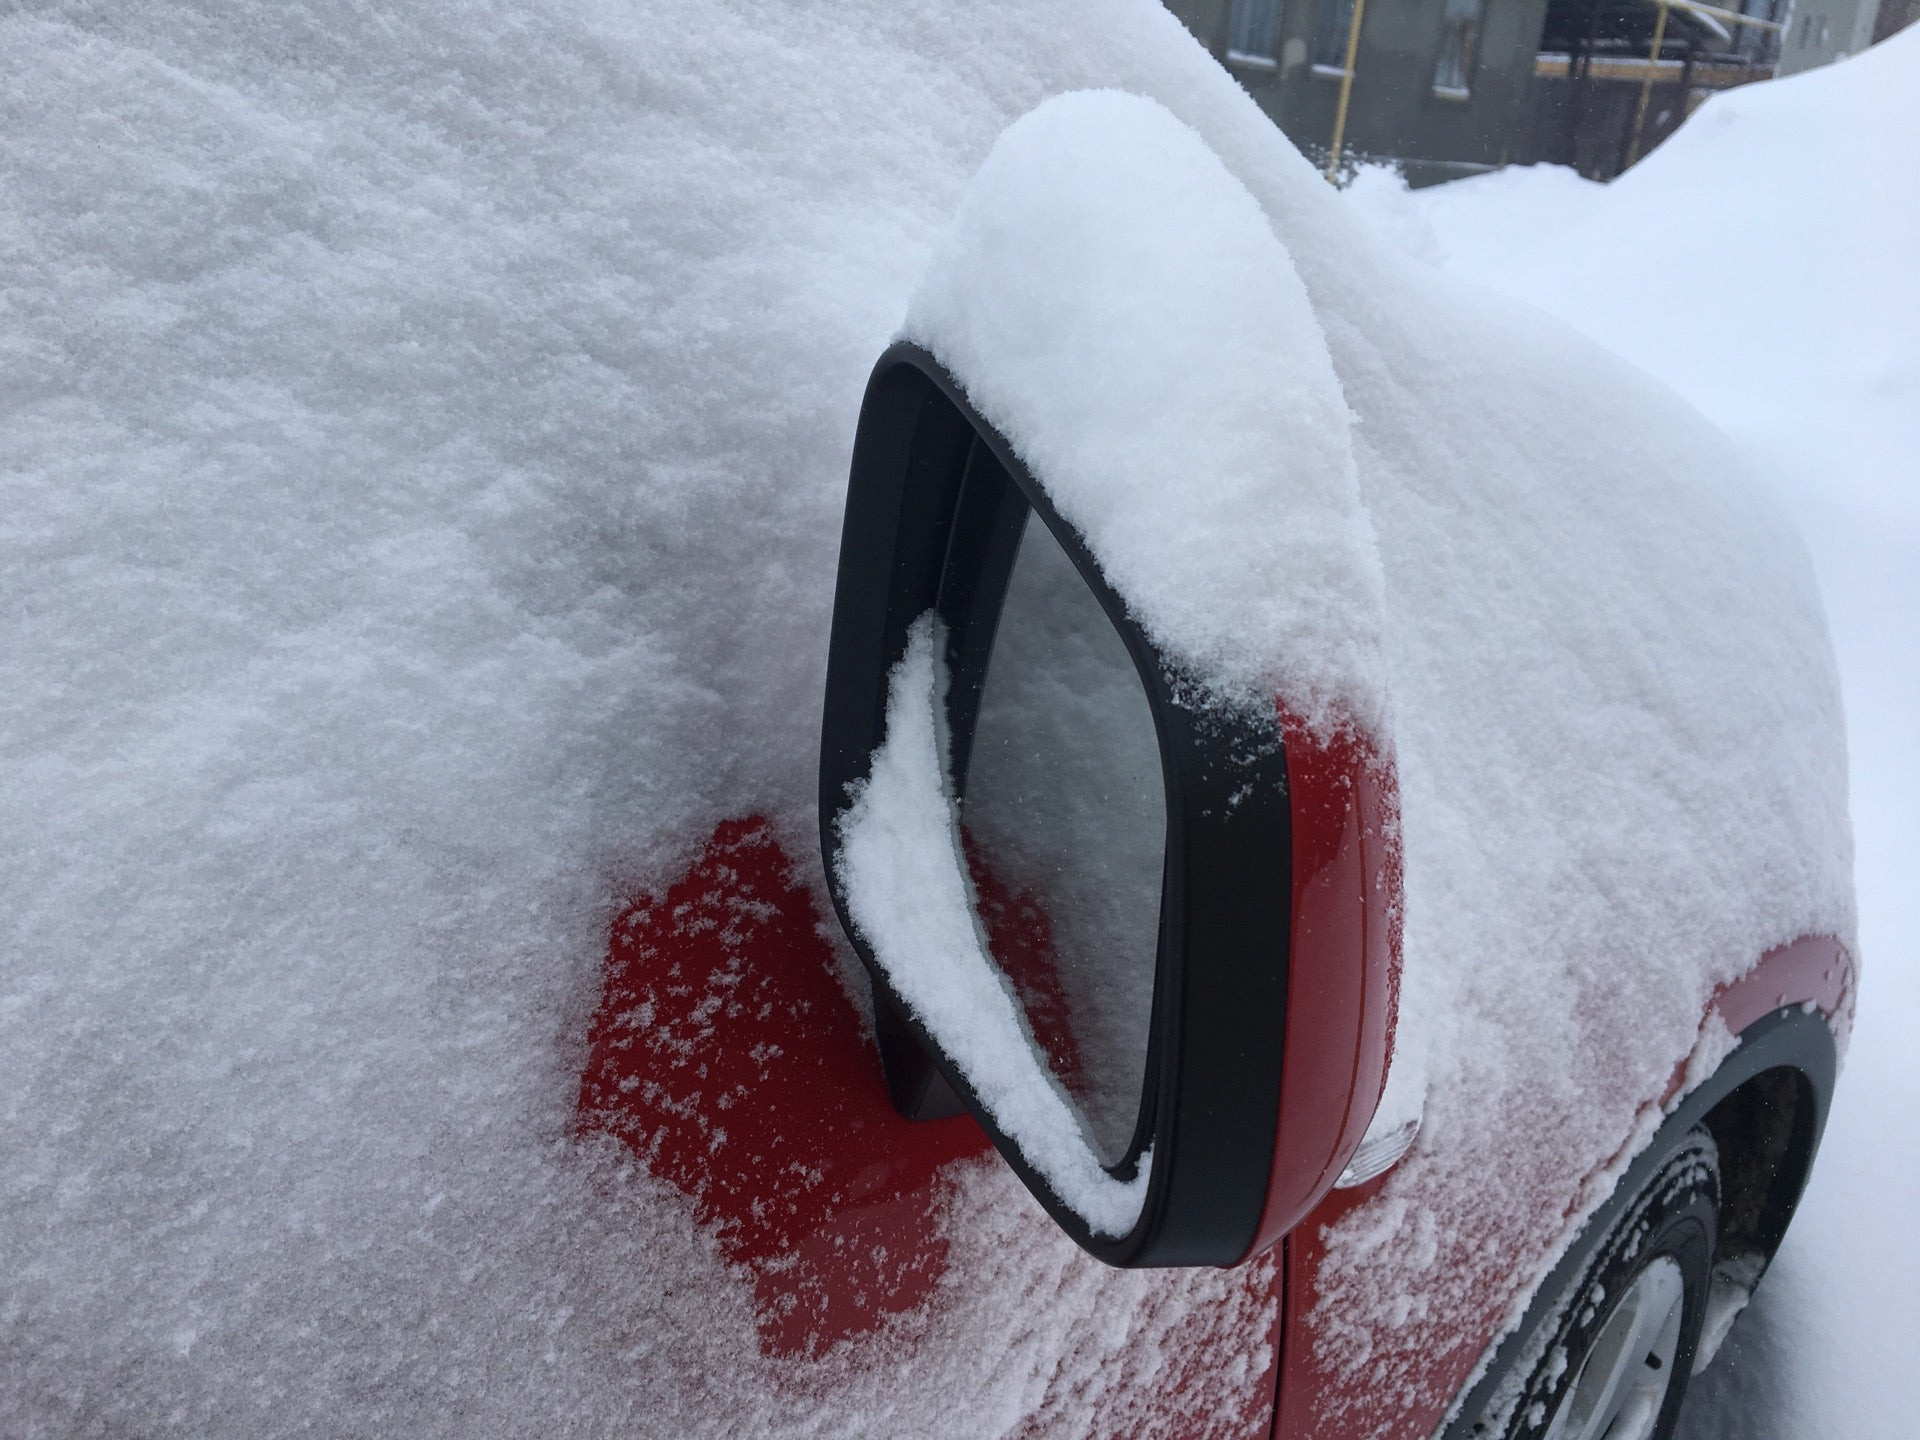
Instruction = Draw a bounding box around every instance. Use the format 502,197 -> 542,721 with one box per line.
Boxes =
576,83 -> 1855,1440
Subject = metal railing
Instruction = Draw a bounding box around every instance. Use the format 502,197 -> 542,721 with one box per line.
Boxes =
1320,0 -> 1786,182
1628,0 -> 1784,163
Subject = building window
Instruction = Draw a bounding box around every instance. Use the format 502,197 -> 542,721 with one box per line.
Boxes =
1227,0 -> 1282,66
1794,10 -> 1830,47
1433,0 -> 1484,95
1313,0 -> 1359,73
1735,0 -> 1785,63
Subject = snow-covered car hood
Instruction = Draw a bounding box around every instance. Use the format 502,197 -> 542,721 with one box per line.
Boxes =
1,1 -> 1852,1434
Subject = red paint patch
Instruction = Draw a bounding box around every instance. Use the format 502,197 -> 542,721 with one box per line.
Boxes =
577,817 -> 989,1357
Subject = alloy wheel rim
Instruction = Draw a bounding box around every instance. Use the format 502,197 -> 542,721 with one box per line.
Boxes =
1541,1255 -> 1686,1440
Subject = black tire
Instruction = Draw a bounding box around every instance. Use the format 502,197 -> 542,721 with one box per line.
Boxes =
1484,1129 -> 1720,1440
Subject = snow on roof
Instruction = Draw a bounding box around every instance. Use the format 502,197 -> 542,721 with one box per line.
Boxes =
1,0 -> 1853,1434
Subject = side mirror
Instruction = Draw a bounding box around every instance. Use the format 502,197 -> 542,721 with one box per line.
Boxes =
819,92 -> 1402,1267
818,346 -> 1400,1267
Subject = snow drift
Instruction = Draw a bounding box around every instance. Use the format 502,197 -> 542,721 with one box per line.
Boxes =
1414,26 -> 1917,513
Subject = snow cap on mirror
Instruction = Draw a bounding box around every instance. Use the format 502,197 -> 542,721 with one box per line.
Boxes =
902,90 -> 1389,740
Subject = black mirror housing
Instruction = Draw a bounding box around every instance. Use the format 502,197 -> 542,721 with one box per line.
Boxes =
820,344 -> 1369,1267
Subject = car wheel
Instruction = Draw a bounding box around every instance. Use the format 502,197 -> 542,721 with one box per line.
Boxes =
1490,1129 -> 1720,1440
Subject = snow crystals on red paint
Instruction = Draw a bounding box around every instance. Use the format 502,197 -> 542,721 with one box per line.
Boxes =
577,818 -> 988,1357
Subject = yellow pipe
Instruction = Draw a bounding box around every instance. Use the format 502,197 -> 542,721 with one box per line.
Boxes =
1627,0 -> 1671,168
1325,0 -> 1369,183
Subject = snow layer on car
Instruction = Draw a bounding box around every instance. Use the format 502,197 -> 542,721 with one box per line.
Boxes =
1407,33 -> 1915,1439
1,1 -> 1853,1437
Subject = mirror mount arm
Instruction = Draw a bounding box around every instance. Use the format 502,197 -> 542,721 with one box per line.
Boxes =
874,990 -> 969,1121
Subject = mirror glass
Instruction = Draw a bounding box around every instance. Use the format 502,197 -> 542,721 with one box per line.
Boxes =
958,514 -> 1166,1164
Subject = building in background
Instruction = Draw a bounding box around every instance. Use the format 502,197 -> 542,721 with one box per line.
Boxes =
1516,0 -> 1794,179
1171,0 -> 1906,184
1775,0 -> 1878,71
1872,0 -> 1920,41
1166,0 -> 1552,184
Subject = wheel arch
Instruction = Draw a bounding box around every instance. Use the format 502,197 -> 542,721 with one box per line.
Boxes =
1698,1058 -> 1826,1277
1440,1004 -> 1838,1439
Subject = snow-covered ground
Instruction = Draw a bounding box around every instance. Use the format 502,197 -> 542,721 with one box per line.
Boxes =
1396,29 -> 1920,1436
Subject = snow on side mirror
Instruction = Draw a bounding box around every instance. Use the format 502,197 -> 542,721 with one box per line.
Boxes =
823,350 -> 1290,1261
819,93 -> 1403,1267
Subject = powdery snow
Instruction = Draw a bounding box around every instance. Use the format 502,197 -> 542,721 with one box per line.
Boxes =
0,0 -> 1868,1434
1401,28 -> 1919,1438
0,4 -> 1306,1434
1207,70 -> 1853,1440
